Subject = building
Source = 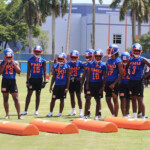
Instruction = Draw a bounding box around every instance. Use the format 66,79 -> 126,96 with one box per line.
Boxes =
41,3 -> 150,55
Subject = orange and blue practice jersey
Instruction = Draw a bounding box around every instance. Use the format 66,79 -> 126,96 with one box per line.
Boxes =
1,60 -> 16,79
84,61 -> 92,78
89,61 -> 107,83
129,56 -> 145,80
28,56 -> 46,78
54,63 -> 70,85
121,64 -> 130,84
106,57 -> 122,82
67,60 -> 84,79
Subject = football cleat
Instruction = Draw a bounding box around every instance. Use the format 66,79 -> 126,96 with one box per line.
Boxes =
47,112 -> 53,117
5,115 -> 10,119
94,116 -> 98,120
68,111 -> 76,116
21,111 -> 28,115
34,111 -> 39,115
56,113 -> 62,117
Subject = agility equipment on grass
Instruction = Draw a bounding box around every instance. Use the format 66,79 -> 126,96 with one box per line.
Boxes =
72,118 -> 118,133
104,117 -> 150,130
0,120 -> 39,135
30,119 -> 79,134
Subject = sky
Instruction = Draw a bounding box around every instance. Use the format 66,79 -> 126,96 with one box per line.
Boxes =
73,0 -> 112,4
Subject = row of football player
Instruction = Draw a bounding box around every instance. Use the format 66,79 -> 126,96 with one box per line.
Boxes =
0,43 -> 149,120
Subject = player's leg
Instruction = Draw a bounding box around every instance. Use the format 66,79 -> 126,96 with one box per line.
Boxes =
11,93 -> 21,119
57,98 -> 64,117
47,97 -> 56,117
137,96 -> 145,119
35,90 -> 41,115
94,98 -> 100,120
126,98 -> 130,117
76,92 -> 83,116
2,93 -> 9,118
22,90 -> 33,115
112,93 -> 119,117
131,95 -> 137,118
68,92 -> 76,115
84,95 -> 91,118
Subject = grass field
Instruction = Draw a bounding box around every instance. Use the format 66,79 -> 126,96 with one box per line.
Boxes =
0,74 -> 150,150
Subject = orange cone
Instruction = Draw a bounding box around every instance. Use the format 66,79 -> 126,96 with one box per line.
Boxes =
105,117 -> 150,130
0,121 -> 39,135
30,119 -> 79,134
72,119 -> 118,133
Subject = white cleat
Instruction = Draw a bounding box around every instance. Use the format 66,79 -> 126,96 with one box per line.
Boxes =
79,112 -> 83,117
68,112 -> 76,116
47,112 -> 53,117
94,116 -> 98,120
56,113 -> 62,117
21,111 -> 28,115
34,111 -> 39,115
81,116 -> 88,119
137,112 -> 142,118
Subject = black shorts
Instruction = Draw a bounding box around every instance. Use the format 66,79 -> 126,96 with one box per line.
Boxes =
119,84 -> 130,99
87,82 -> 103,99
105,81 -> 119,97
28,78 -> 42,92
53,85 -> 67,99
129,80 -> 144,97
69,79 -> 81,93
1,78 -> 18,93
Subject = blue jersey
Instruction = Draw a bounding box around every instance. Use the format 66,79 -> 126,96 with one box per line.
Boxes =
106,57 -> 122,82
89,61 -> 107,83
84,61 -> 92,78
68,60 -> 84,79
129,56 -> 145,80
121,64 -> 130,84
28,56 -> 46,78
1,60 -> 16,79
54,63 -> 69,85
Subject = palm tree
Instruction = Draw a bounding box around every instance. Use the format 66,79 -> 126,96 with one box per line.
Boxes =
16,0 -> 42,53
92,0 -> 102,49
66,0 -> 72,58
110,0 -> 150,44
50,0 -> 68,59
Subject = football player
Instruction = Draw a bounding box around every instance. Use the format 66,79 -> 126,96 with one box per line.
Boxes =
21,45 -> 47,116
0,48 -> 21,119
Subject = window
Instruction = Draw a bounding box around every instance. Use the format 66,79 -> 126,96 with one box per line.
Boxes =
113,34 -> 122,44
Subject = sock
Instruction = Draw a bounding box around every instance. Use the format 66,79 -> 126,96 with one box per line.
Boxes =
133,113 -> 137,118
79,109 -> 82,113
72,108 -> 75,112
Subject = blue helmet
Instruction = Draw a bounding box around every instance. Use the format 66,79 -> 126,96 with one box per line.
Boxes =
132,43 -> 142,58
33,45 -> 43,51
85,49 -> 93,56
3,48 -> 14,57
70,50 -> 79,56
70,50 -> 79,62
94,49 -> 104,62
57,52 -> 66,64
57,52 -> 67,59
107,44 -> 119,56
121,52 -> 130,60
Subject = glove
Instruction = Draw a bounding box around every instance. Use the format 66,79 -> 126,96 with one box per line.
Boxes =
26,81 -> 30,88
41,82 -> 48,88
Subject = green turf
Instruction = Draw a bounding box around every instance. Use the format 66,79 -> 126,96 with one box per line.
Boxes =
0,74 -> 150,150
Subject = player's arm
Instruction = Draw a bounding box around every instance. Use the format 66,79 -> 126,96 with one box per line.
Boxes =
65,68 -> 70,93
0,61 -> 7,75
49,67 -> 55,93
80,68 -> 86,92
43,62 -> 47,82
86,68 -> 91,90
109,62 -> 123,89
143,58 -> 150,78
12,61 -> 21,74
99,70 -> 107,94
27,62 -> 31,82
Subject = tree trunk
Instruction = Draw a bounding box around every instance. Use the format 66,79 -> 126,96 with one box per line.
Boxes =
52,9 -> 56,60
92,0 -> 95,49
4,40 -> 8,49
66,0 -> 72,59
28,27 -> 32,53
138,18 -> 141,39
131,8 -> 136,44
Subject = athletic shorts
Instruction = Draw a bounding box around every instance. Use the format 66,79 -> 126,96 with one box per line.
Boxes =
69,79 -> 81,93
129,80 -> 144,97
1,78 -> 18,93
28,78 -> 42,92
53,85 -> 67,99
119,84 -> 130,99
105,81 -> 119,97
87,82 -> 103,99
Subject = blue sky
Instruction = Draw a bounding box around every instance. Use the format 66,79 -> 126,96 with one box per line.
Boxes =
73,0 -> 112,4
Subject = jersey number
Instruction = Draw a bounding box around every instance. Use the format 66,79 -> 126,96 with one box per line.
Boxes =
33,66 -> 40,73
93,72 -> 99,80
5,65 -> 13,74
132,66 -> 136,75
